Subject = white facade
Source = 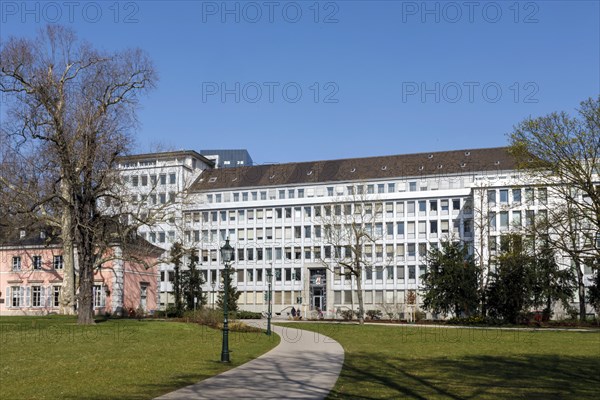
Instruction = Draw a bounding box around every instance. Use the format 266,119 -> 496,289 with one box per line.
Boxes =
117,151 -> 214,307
120,148 -> 598,318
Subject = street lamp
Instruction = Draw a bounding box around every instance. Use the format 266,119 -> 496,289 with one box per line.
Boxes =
266,268 -> 273,336
219,238 -> 234,363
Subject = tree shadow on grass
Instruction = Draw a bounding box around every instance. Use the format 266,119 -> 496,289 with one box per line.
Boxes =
328,353 -> 600,399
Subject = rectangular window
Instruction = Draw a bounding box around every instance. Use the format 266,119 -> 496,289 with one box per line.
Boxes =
429,200 -> 438,212
513,210 -> 522,227
141,175 -> 148,186
397,266 -> 405,280
499,211 -> 509,229
386,222 -> 394,236
452,199 -> 461,210
525,188 -> 534,203
539,188 -> 547,205
10,286 -> 22,307
388,183 -> 396,192
408,266 -> 416,280
430,221 -> 438,234
441,200 -> 449,212
488,190 -> 496,206
513,188 -> 521,203
12,256 -> 21,271
441,220 -> 449,234
93,285 -> 105,308
53,286 -> 61,307
409,182 -> 417,192
500,189 -> 509,204
489,212 -> 497,230
169,173 -> 176,184
32,286 -> 42,307
407,201 -> 415,215
32,255 -> 42,270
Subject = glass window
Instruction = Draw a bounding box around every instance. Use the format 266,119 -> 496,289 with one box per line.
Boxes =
539,188 -> 547,205
500,189 -> 509,204
488,190 -> 496,205
513,189 -> 521,203
53,255 -> 64,270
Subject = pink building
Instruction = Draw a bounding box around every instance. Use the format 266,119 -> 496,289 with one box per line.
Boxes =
0,227 -> 164,316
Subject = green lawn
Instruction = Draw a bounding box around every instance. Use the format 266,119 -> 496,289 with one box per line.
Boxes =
279,323 -> 600,399
0,316 -> 278,400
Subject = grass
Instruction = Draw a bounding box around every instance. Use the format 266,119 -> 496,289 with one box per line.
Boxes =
279,322 -> 600,399
0,315 -> 278,400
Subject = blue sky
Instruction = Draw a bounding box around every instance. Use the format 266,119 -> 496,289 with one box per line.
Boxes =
1,1 -> 599,164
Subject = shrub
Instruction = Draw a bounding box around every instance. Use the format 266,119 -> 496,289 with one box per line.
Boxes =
366,310 -> 383,320
414,311 -> 427,322
235,311 -> 263,319
166,305 -> 183,318
338,310 -> 354,321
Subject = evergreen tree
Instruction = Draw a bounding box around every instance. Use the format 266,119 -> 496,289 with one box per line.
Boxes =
216,268 -> 241,313
530,240 -> 575,319
170,242 -> 184,316
588,268 -> 600,316
487,235 -> 533,323
421,240 -> 480,317
181,250 -> 207,310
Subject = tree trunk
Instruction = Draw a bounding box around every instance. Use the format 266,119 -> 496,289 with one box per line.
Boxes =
575,258 -> 586,321
356,274 -> 365,324
59,181 -> 76,315
77,228 -> 96,325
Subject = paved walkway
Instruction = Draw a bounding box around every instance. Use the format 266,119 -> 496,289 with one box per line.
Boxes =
155,320 -> 344,399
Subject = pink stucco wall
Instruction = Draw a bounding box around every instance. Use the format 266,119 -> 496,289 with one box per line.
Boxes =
0,244 -> 159,316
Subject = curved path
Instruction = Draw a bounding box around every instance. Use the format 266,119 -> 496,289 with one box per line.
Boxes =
155,320 -> 345,399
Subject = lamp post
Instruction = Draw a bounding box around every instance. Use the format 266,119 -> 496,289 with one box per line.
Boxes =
219,239 -> 234,363
266,268 -> 273,336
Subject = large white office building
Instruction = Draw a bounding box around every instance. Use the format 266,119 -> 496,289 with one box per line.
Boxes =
118,147 -> 598,318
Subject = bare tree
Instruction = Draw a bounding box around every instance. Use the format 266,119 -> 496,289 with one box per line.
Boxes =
0,25 -> 157,324
509,97 -> 600,320
316,184 -> 388,324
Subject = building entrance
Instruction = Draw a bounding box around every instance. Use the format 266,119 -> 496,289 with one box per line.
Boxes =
309,269 -> 326,311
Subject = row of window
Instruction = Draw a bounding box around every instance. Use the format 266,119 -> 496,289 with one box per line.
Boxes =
169,241 -> 449,265
487,188 -> 547,206
10,255 -> 63,271
205,179 -> 468,204
5,285 -> 105,308
488,210 -> 545,230
146,217 -> 474,246
189,199 -> 469,225
229,289 -> 420,305
124,172 -> 177,187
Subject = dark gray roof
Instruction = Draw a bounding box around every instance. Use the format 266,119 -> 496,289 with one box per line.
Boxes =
190,147 -> 517,191
0,226 -> 62,247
